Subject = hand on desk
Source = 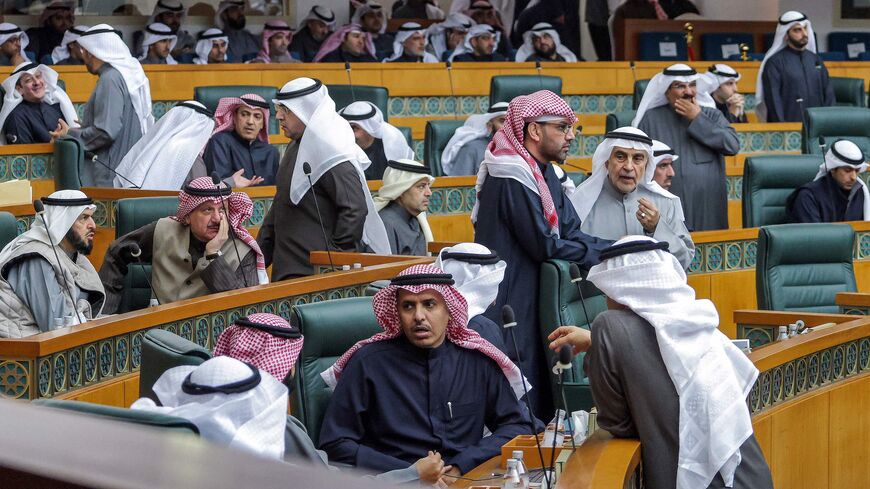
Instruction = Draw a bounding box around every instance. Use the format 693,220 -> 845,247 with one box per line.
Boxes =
548,326 -> 592,355
438,465 -> 462,487
414,451 -> 451,485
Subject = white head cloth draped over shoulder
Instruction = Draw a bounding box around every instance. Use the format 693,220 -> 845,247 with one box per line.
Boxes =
587,236 -> 759,489
0,23 -> 29,62
425,12 -> 475,62
0,191 -> 95,262
515,22 -> 577,62
299,5 -> 337,30
273,77 -> 390,254
194,28 -> 228,64
552,164 -> 576,197
441,101 -> 507,175
149,0 -> 187,23
755,11 -> 816,122
338,101 -> 415,161
0,62 -> 79,145
817,139 -> 870,220
703,63 -> 740,91
571,127 -> 683,222
139,22 -> 178,64
130,356 -> 287,460
631,63 -> 715,127
434,242 -> 506,319
386,22 -> 439,62
449,23 -> 500,61
113,101 -> 214,190
75,24 -> 155,133
373,159 -> 435,243
51,25 -> 88,64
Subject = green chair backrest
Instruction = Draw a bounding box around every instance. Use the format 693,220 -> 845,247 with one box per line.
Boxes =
397,125 -> 413,147
114,197 -> 180,312
424,119 -> 466,176
327,85 -> 390,121
33,399 -> 200,435
489,75 -> 562,106
757,223 -> 857,313
53,136 -> 85,190
605,110 -> 638,132
139,329 -> 211,403
742,154 -> 823,228
192,85 -> 279,133
538,259 -> 608,412
290,297 -> 382,445
803,107 -> 870,155
831,76 -> 867,107
632,79 -> 650,110
565,171 -> 587,186
0,211 -> 18,250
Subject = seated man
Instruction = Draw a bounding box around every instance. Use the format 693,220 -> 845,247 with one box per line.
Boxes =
465,0 -> 511,57
392,0 -> 446,20
290,5 -> 335,62
560,236 -> 774,489
251,20 -> 298,64
138,22 -> 177,65
704,64 -> 747,124
0,190 -> 104,338
215,0 -> 259,61
51,25 -> 88,65
338,101 -> 415,180
314,23 -> 377,63
515,22 -> 578,62
319,264 -> 531,480
450,24 -> 506,62
133,1 -> 195,59
352,1 -> 393,60
787,139 -> 869,223
374,160 -> 434,256
441,101 -> 507,176
385,22 -> 438,63
571,127 -> 694,269
99,177 -> 266,313
0,23 -> 30,66
0,62 -> 77,144
425,12 -> 474,62
203,94 -> 278,186
26,1 -> 74,62
193,28 -> 228,64
651,139 -> 677,190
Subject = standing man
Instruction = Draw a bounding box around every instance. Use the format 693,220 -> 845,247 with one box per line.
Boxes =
634,64 -> 739,231
704,64 -> 746,124
757,11 -> 834,123
474,90 -> 612,418
787,139 -> 869,223
290,6 -> 336,63
374,159 -> 434,256
338,101 -> 415,180
25,1 -> 75,62
50,24 -> 154,187
215,0 -> 259,61
257,77 -> 389,279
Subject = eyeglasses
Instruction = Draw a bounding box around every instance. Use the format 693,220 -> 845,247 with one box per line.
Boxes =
536,122 -> 582,136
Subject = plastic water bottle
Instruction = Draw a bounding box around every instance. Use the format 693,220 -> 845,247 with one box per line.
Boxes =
512,450 -> 529,487
787,323 -> 798,338
149,298 -> 159,307
502,459 -> 525,488
777,325 -> 788,342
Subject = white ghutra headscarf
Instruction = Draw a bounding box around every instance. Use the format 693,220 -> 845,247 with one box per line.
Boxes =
0,23 -> 29,62
0,62 -> 79,145
139,22 -> 178,64
0,190 -> 95,256
273,77 -> 390,254
755,11 -> 816,122
515,22 -> 577,62
385,22 -> 439,62
434,242 -> 506,319
631,63 -> 715,127
441,101 -> 507,175
587,236 -> 759,489
373,159 -> 435,244
51,25 -> 88,64
425,13 -> 475,62
815,139 -> 870,220
339,101 -> 415,162
194,28 -> 229,64
449,24 -> 500,61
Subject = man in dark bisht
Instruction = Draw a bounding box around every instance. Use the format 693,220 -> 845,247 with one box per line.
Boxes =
756,11 -> 834,123
787,139 -> 869,223
473,89 -> 612,418
0,62 -> 77,144
290,5 -> 336,62
384,22 -> 439,63
319,264 -> 531,483
215,0 -> 259,61
25,1 -> 74,62
203,94 -> 278,186
352,1 -> 394,60
449,24 -> 507,62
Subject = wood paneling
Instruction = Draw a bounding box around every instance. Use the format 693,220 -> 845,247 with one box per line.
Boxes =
752,416 -> 773,479
429,214 -> 474,243
770,391 -> 830,489
830,376 -> 870,488
710,270 -> 757,338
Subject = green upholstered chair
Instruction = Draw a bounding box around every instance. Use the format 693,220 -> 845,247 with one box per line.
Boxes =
397,125 -> 413,147
831,77 -> 867,107
489,75 -> 562,106
139,329 -> 211,403
192,85 -> 279,133
0,211 -> 18,250
605,111 -> 638,132
539,259 -> 608,412
114,197 -> 180,312
741,155 -> 823,228
32,399 -> 200,435
632,79 -> 650,110
327,85 -> 390,121
53,136 -> 85,190
290,297 -> 382,445
803,107 -> 870,156
424,119 -> 466,176
756,223 -> 857,313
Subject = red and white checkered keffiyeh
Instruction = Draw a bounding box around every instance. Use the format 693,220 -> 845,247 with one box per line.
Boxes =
484,90 -> 576,235
212,94 -> 270,143
214,313 -> 304,381
312,23 -> 376,62
320,264 -> 529,399
173,176 -> 267,283
256,20 -> 294,64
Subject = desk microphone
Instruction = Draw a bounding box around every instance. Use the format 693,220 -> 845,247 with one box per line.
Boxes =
345,61 -> 357,103
502,304 -> 550,489
568,263 -> 592,328
552,344 -> 577,452
819,135 -> 829,173
445,61 -> 458,120
535,60 -> 543,89
85,152 -> 141,188
127,243 -> 161,306
210,172 -> 248,288
796,97 -> 809,140
629,60 -> 637,84
33,199 -> 84,326
302,162 -> 336,272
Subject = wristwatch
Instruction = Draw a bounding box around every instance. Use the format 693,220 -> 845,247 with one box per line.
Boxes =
206,250 -> 223,261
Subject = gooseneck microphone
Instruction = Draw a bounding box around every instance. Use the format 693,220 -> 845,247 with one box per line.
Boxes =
209,172 -> 248,288
629,60 -> 637,84
302,162 -> 336,272
502,304 -> 550,489
86,152 -> 141,188
569,263 -> 592,328
445,61 -> 458,120
128,243 -> 162,306
33,200 -> 85,326
552,344 -> 578,452
819,135 -> 828,172
345,61 -> 357,103
535,60 -> 543,89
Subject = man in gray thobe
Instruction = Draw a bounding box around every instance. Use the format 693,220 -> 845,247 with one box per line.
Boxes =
571,127 -> 694,269
0,190 -> 104,338
51,24 -> 154,187
550,236 -> 773,489
634,64 -> 739,231
440,102 -> 507,176
374,159 -> 434,256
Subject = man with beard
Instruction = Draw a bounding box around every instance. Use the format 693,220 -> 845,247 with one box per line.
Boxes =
290,5 -> 335,62
385,22 -> 438,63
787,139 -> 869,223
25,1 -> 74,62
650,139 -> 677,190
424,13 -> 474,62
251,20 -> 298,63
314,24 -> 378,63
51,25 -> 87,65
441,101 -> 507,176
204,94 -> 278,186
216,0 -> 259,61
450,25 -> 506,62
0,62 -> 78,145
353,2 -> 394,60
138,23 -> 177,65
515,22 -> 578,62
132,1 -> 195,59
338,101 -> 415,180
0,190 -> 104,338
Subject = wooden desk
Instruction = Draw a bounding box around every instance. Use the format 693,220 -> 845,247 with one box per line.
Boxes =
837,292 -> 870,315
735,309 -> 857,347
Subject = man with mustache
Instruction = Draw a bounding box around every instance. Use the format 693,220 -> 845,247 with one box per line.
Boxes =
203,94 -> 277,186
0,190 -> 104,337
374,159 -> 435,256
215,0 -> 259,61
570,127 -> 694,270
0,62 -> 77,145
290,5 -> 336,62
99,177 -> 265,313
634,64 -> 739,231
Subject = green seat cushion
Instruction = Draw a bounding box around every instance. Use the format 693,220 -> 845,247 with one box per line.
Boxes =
741,155 -> 823,227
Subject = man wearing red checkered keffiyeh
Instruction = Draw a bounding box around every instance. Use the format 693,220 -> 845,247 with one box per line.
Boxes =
473,89 -> 612,419
214,313 -> 303,382
318,264 -> 532,478
203,94 -> 280,187
99,177 -> 267,314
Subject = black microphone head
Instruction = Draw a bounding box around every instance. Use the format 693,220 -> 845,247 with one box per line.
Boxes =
302,162 -> 312,176
344,61 -> 351,70
535,60 -> 541,69
445,60 -> 452,69
33,199 -> 44,214
569,263 -> 582,282
630,60 -> 636,69
501,305 -> 515,326
210,171 -> 221,186
558,344 -> 572,365
819,135 -> 826,146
